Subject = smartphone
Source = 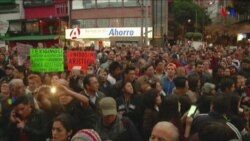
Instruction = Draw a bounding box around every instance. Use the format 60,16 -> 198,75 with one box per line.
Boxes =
187,105 -> 197,117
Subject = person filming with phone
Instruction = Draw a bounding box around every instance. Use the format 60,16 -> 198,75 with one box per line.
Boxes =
8,95 -> 49,141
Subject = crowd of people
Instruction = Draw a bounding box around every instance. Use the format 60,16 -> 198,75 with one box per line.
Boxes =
0,42 -> 250,141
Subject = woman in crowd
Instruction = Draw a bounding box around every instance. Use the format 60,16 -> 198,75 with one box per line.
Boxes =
142,88 -> 162,140
51,114 -> 73,141
158,95 -> 191,141
116,81 -> 144,131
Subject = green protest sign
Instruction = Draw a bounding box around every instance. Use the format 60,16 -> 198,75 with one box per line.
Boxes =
30,48 -> 64,72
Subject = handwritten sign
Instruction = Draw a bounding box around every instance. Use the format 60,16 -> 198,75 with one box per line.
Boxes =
16,43 -> 32,65
67,51 -> 96,71
30,48 -> 64,72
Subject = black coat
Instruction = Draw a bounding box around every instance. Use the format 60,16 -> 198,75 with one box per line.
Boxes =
116,94 -> 144,131
61,100 -> 98,132
8,109 -> 49,141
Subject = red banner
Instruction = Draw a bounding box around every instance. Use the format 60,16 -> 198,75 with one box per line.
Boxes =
67,51 -> 96,71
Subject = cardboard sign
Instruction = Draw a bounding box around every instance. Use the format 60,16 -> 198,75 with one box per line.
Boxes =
30,48 -> 64,72
16,43 -> 32,65
67,51 -> 96,71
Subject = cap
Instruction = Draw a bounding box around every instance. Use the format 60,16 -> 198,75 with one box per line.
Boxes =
71,129 -> 101,141
99,97 -> 117,116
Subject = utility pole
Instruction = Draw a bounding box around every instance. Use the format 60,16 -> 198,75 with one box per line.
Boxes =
138,0 -> 144,47
145,0 -> 149,46
195,10 -> 198,32
68,0 -> 72,28
165,0 -> 168,49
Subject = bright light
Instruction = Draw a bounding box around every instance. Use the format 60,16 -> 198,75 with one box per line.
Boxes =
237,33 -> 247,41
51,87 -> 56,94
188,19 -> 191,23
209,1 -> 214,5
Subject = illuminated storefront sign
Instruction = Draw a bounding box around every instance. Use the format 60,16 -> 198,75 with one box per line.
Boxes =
65,27 -> 152,39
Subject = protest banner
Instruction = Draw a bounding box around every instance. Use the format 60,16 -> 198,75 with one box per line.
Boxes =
67,51 -> 96,71
16,43 -> 32,65
30,48 -> 64,72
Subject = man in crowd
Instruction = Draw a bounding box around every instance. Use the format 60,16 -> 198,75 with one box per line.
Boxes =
81,74 -> 105,109
8,95 -> 49,141
95,97 -> 142,141
149,121 -> 179,141
161,63 -> 176,95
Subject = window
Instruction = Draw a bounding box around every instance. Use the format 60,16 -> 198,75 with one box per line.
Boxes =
55,3 -> 68,16
97,19 -> 109,27
124,18 -> 137,27
71,20 -> 82,28
26,21 -> 39,33
109,0 -> 122,7
110,18 -> 122,27
97,0 -> 109,8
84,19 -> 96,28
23,0 -> 53,7
72,0 -> 95,9
136,18 -> 141,27
124,0 -> 138,7
9,22 -> 22,32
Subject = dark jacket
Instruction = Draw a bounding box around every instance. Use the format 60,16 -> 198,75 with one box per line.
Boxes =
8,109 -> 49,141
81,90 -> 105,112
0,98 -> 15,140
191,112 -> 228,134
116,94 -> 144,130
142,108 -> 158,141
111,80 -> 140,99
191,112 -> 241,140
69,76 -> 83,92
99,80 -> 112,96
95,115 -> 142,141
61,100 -> 98,132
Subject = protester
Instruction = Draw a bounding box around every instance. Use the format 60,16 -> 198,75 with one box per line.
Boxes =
95,97 -> 142,141
51,114 -> 73,141
71,129 -> 101,141
8,95 -> 49,141
149,121 -> 179,141
0,40 -> 249,141
116,81 -> 144,130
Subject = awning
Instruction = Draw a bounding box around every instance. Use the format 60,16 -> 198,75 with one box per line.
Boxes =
0,36 -> 5,41
5,35 -> 59,41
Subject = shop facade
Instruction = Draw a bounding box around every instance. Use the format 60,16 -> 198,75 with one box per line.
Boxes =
65,27 -> 152,48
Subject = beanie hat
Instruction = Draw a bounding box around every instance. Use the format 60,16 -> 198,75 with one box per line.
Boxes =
71,129 -> 101,141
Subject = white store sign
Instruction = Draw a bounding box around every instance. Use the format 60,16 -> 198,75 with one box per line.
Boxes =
65,27 -> 152,39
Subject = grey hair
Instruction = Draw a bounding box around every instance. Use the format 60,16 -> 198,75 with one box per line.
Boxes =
9,79 -> 24,88
154,121 -> 179,141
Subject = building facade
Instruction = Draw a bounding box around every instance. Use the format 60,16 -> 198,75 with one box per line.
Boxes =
69,0 -> 173,48
0,0 -> 24,47
4,0 -> 69,48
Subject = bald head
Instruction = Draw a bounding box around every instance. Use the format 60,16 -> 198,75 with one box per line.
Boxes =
149,121 -> 179,141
